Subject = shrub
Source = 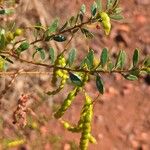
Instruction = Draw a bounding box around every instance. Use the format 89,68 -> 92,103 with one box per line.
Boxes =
0,0 -> 149,149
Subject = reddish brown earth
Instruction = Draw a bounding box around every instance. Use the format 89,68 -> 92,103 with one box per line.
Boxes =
0,0 -> 150,150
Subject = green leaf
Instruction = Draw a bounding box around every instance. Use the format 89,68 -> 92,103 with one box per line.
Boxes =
16,41 -> 29,53
115,50 -> 126,69
69,72 -> 82,86
86,49 -> 94,69
96,0 -> 102,12
143,56 -> 150,67
96,74 -> 104,94
91,1 -> 97,16
67,48 -> 76,67
49,47 -> 55,64
39,50 -> 45,60
79,12 -> 84,22
0,10 -> 6,15
114,7 -> 122,14
106,0 -> 113,10
80,4 -> 86,14
37,47 -> 45,60
53,35 -> 66,42
81,28 -> 94,39
33,47 -> 45,60
0,34 -> 6,50
100,48 -> 108,67
132,48 -> 139,67
0,9 -> 14,15
0,55 -> 13,64
124,74 -> 138,81
107,61 -> 114,71
69,16 -> 76,27
48,18 -> 59,34
112,0 -> 119,9
109,14 -> 124,20
5,9 -> 14,15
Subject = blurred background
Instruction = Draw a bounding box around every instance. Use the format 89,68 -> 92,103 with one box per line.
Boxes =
0,0 -> 150,149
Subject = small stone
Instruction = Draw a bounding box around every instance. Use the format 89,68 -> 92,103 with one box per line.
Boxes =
114,73 -> 122,81
136,14 -> 147,24
140,132 -> 149,142
64,143 -> 71,150
131,140 -> 140,149
98,133 -> 103,140
107,86 -> 119,96
121,83 -> 133,95
95,115 -> 104,124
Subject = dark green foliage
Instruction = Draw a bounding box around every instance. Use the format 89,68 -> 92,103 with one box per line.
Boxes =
49,47 -> 55,64
67,48 -> 76,67
53,35 -> 67,42
124,74 -> 138,81
32,47 -> 45,60
16,41 -> 30,53
100,48 -> 108,68
81,28 -> 94,39
96,74 -> 104,94
115,50 -> 126,69
132,48 -> 139,68
69,72 -> 82,86
85,49 -> 94,70
80,4 -> 86,14
48,18 -> 59,34
0,1 -> 149,150
91,1 -> 97,16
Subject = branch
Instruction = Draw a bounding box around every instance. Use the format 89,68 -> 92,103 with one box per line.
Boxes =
30,19 -> 92,45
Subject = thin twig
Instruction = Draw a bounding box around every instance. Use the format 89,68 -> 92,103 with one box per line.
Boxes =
0,69 -> 23,100
0,71 -> 53,76
30,19 -> 92,45
1,51 -> 132,75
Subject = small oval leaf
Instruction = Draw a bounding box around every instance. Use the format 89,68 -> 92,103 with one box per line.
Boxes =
80,4 -> 86,14
81,28 -> 94,39
133,48 -> 139,67
69,72 -> 82,86
49,47 -> 55,64
96,0 -> 102,12
91,1 -> 97,16
124,74 -> 138,81
86,49 -> 94,70
96,74 -> 104,94
16,41 -> 29,53
48,18 -> 59,34
53,35 -> 66,42
67,48 -> 76,67
100,48 -> 108,67
115,50 -> 126,69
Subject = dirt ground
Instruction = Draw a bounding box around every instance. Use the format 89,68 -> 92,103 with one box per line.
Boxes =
0,0 -> 150,150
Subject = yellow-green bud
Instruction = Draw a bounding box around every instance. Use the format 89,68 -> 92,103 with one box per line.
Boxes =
89,135 -> 97,144
5,31 -> 14,42
14,28 -> 23,36
100,12 -> 111,35
0,57 -> 5,71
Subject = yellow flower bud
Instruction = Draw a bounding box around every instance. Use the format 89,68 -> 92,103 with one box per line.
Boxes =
0,57 -> 5,71
14,28 -> 23,36
100,12 -> 111,35
5,31 -> 14,42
